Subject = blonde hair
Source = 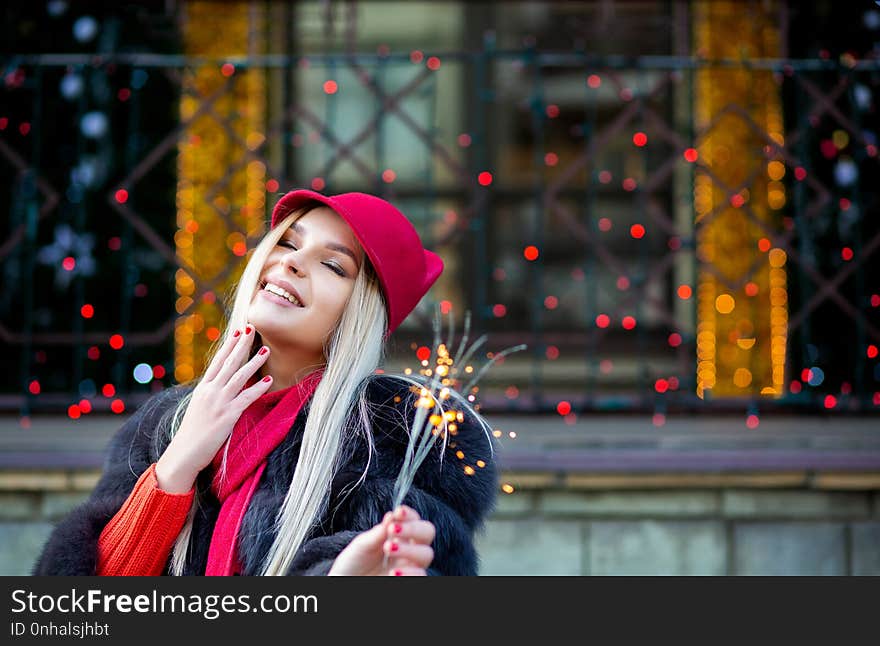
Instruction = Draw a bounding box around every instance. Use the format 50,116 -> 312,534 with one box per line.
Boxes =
156,205 -> 493,575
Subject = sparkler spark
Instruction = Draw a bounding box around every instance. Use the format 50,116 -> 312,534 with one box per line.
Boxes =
382,303 -> 527,569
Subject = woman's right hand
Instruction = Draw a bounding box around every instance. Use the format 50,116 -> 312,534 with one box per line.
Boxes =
155,324 -> 273,493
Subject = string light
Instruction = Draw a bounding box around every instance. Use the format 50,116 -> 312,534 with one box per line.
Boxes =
176,1 -> 266,382
694,0 -> 786,398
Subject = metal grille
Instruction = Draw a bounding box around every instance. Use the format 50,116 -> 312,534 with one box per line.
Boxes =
1,1 -> 878,419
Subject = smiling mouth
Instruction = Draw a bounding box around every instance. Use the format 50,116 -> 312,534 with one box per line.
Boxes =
259,279 -> 304,307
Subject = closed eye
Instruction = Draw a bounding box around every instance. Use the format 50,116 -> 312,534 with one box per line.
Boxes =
277,240 -> 346,276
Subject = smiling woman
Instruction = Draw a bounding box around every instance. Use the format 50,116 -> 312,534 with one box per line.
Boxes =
33,189 -> 499,578
249,205 -> 367,393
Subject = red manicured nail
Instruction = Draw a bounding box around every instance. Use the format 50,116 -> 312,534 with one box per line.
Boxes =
245,325 -> 252,335
262,376 -> 272,383
232,329 -> 241,338
258,346 -> 268,355
393,570 -> 403,576
390,541 -> 399,552
393,524 -> 402,534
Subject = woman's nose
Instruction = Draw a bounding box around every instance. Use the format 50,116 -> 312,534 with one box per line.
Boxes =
279,251 -> 304,276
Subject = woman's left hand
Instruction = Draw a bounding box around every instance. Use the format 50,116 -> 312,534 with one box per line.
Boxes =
328,505 -> 435,576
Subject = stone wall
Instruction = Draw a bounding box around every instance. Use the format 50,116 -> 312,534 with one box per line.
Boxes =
3,468 -> 878,575
476,486 -> 880,575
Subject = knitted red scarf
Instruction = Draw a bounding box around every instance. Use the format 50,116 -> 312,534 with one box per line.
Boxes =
205,367 -> 325,576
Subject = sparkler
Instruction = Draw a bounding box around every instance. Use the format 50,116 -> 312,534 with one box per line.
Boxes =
383,303 -> 526,569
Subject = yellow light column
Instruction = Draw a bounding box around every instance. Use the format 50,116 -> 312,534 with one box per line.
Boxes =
693,0 -> 788,399
175,1 -> 266,384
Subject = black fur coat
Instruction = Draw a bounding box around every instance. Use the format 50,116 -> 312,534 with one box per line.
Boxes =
33,375 -> 498,576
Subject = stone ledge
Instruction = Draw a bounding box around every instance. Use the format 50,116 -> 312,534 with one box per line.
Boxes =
0,470 -> 101,492
540,491 -> 719,517
722,490 -> 871,519
0,468 -> 878,493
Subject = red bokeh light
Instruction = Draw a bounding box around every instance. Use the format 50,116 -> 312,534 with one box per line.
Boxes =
111,399 -> 126,414
109,334 -> 124,350
556,401 -> 572,416
595,314 -> 610,328
632,132 -> 647,147
523,245 -> 539,261
630,224 -> 645,239
683,148 -> 698,162
323,80 -> 338,94
622,316 -> 637,330
80,304 -> 94,318
416,346 -> 431,361
478,171 -> 493,186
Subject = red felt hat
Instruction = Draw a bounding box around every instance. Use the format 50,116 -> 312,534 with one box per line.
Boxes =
270,189 -> 444,339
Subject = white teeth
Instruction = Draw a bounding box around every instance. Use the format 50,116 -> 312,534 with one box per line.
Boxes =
263,282 -> 302,306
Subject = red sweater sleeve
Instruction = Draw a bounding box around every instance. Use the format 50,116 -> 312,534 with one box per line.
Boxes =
96,462 -> 195,576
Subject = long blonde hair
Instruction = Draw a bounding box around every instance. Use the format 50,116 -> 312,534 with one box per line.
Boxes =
166,208 -> 387,575
157,205 -> 493,575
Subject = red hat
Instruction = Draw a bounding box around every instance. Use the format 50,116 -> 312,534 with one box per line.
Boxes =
270,189 -> 444,339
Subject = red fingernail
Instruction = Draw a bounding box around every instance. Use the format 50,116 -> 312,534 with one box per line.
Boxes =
390,541 -> 399,552
258,346 -> 268,355
262,376 -> 272,383
393,570 -> 403,576
393,524 -> 402,534
232,329 -> 241,338
245,325 -> 252,335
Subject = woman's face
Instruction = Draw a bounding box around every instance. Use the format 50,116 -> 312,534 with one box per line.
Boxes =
249,205 -> 365,361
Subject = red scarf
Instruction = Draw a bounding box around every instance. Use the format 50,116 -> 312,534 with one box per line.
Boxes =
205,367 -> 325,576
